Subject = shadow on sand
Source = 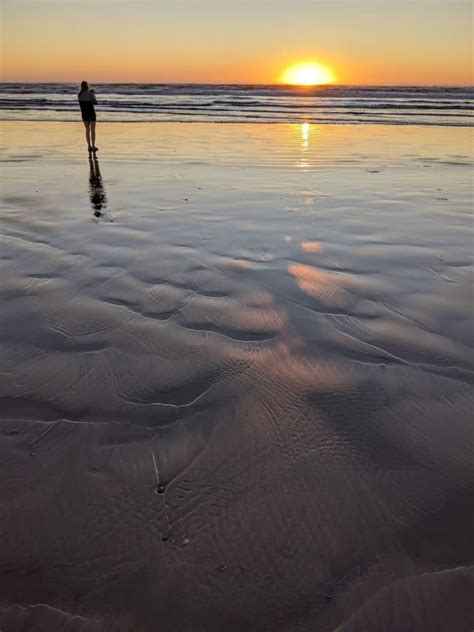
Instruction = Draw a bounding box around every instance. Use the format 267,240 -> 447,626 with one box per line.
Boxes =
89,155 -> 107,217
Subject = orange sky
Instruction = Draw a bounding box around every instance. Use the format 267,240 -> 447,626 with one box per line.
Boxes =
1,1 -> 472,85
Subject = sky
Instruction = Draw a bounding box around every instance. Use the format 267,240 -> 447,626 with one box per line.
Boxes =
1,0 -> 472,85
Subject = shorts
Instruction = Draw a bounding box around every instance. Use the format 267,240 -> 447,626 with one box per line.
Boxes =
80,102 -> 96,122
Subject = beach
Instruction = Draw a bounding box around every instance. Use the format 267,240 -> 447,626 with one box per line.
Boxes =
0,120 -> 473,631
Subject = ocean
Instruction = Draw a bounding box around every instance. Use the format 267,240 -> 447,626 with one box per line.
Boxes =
1,83 -> 473,126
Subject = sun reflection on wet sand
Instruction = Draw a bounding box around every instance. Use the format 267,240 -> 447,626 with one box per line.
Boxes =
301,241 -> 322,253
288,262 -> 340,303
301,122 -> 310,148
296,122 -> 313,170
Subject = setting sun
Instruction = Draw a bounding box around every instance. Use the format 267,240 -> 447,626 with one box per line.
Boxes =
280,62 -> 335,86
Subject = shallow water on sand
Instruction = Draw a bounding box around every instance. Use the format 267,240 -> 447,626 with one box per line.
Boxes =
0,122 -> 473,631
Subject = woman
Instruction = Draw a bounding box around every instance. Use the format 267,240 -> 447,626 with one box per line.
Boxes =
78,81 -> 98,152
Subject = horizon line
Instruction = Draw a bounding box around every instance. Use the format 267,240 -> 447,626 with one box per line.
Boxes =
1,81 -> 473,88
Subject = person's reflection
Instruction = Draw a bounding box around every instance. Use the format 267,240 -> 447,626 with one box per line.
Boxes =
89,155 -> 107,217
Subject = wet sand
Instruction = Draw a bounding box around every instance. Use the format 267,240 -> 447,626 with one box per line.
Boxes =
0,121 -> 473,631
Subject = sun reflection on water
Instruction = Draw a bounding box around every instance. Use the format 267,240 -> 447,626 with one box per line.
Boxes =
297,122 -> 312,170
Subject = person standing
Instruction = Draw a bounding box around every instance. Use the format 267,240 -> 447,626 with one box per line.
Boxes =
78,81 -> 98,152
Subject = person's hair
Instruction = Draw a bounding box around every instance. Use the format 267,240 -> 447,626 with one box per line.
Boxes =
78,80 -> 89,95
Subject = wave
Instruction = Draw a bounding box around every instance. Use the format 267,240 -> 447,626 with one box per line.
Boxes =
3,99 -> 472,113
1,83 -> 473,126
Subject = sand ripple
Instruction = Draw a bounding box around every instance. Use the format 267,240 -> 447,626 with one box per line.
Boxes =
0,122 -> 473,631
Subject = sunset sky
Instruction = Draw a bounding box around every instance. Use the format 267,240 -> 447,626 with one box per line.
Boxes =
1,0 -> 472,85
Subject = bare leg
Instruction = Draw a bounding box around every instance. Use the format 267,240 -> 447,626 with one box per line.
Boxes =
91,122 -> 96,149
83,122 -> 91,149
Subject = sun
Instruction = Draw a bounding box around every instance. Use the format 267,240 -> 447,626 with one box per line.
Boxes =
280,62 -> 335,86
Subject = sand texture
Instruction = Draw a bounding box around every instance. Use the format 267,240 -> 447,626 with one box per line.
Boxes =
0,122 -> 473,631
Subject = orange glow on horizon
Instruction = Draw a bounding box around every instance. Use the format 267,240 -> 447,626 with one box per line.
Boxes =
1,1 -> 472,86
